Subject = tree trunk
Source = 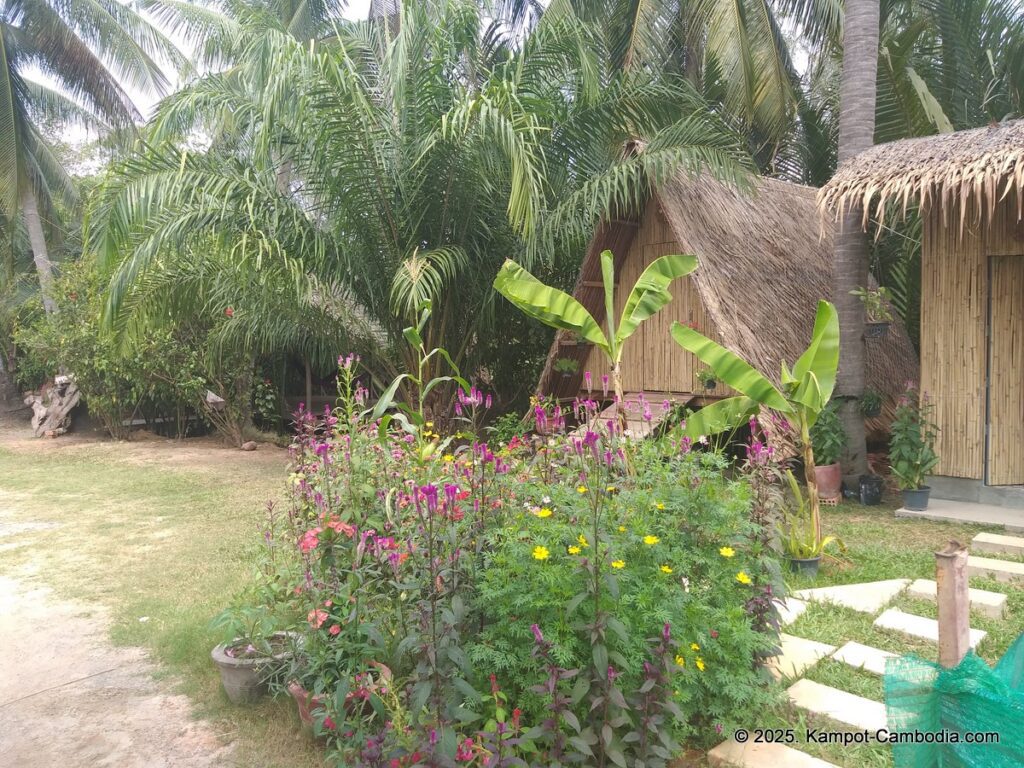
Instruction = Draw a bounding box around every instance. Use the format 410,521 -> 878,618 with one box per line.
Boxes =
20,185 -> 57,314
833,0 -> 880,478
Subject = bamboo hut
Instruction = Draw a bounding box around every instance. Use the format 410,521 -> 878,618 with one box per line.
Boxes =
819,119 -> 1024,494
537,172 -> 919,437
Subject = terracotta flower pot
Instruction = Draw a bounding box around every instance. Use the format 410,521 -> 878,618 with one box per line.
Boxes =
814,462 -> 842,501
287,681 -> 327,727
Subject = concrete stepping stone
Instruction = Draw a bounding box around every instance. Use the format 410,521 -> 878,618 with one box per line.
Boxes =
793,579 -> 910,615
972,532 -> 1024,557
777,598 -> 808,626
831,641 -> 896,676
786,679 -> 887,732
967,555 -> 1024,584
708,739 -> 840,768
906,578 -> 1007,619
873,608 -> 986,648
767,634 -> 836,680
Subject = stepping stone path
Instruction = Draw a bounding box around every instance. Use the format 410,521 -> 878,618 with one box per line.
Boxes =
708,740 -> 840,768
793,579 -> 910,614
873,608 -> 987,648
767,635 -> 836,680
709,560 -> 1015,767
972,532 -> 1024,557
967,555 -> 1024,583
831,641 -> 896,676
906,578 -> 1007,619
786,679 -> 887,732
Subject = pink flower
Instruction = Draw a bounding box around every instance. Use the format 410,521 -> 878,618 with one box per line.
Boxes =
323,715 -> 336,730
325,519 -> 356,537
329,624 -> 341,636
299,528 -> 322,553
307,609 -> 329,629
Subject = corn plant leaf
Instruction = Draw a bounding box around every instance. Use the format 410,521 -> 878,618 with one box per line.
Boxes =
670,322 -> 789,411
493,259 -> 609,351
615,253 -> 698,347
680,396 -> 758,439
790,301 -> 839,405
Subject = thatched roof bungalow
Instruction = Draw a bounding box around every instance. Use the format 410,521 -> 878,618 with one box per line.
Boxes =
819,120 -> 1024,495
537,172 -> 919,437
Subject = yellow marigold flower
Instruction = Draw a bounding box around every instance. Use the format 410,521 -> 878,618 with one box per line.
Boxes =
690,643 -> 700,652
442,454 -> 455,463
735,571 -> 752,585
577,534 -> 589,548
568,545 -> 582,555
535,507 -> 553,519
618,526 -> 626,532
660,565 -> 673,574
425,421 -> 434,427
606,485 -> 617,493
611,560 -> 625,569
675,655 -> 685,667
643,535 -> 660,546
577,485 -> 588,494
532,546 -> 550,561
696,657 -> 706,672
654,501 -> 665,510
719,546 -> 735,558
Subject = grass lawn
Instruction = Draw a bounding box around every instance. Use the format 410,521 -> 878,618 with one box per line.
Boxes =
0,435 -> 1020,768
0,435 -> 325,768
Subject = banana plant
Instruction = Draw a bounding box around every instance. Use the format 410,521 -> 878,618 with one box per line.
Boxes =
669,300 -> 840,543
493,250 -> 697,427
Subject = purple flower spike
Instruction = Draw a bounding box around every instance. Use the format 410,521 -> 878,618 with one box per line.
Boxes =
531,623 -> 544,643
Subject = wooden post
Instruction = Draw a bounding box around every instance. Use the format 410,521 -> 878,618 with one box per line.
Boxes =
935,541 -> 970,668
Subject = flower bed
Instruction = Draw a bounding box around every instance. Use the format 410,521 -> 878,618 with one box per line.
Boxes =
235,357 -> 782,766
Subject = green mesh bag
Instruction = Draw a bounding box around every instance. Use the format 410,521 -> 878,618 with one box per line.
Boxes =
884,634 -> 1024,767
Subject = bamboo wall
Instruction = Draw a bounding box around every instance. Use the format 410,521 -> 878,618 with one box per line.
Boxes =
922,194 -> 1024,482
580,203 -> 730,397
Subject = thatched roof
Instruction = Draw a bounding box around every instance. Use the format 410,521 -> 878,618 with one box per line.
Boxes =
818,120 -> 1024,232
537,172 -> 920,434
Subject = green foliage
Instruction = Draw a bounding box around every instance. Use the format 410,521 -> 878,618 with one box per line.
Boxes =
850,286 -> 895,323
809,401 -> 846,466
487,411 -> 529,446
889,385 -> 940,490
779,470 -> 845,559
859,389 -> 884,416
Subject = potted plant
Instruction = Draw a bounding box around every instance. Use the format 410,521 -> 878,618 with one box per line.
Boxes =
809,402 -> 845,501
859,389 -> 883,418
210,607 -> 296,704
890,385 -> 939,511
850,286 -> 894,338
780,470 -> 844,577
695,364 -> 717,391
552,357 -> 579,378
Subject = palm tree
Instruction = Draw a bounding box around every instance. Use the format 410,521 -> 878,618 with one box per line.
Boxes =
0,0 -> 183,313
88,0 -> 750,408
831,0 -> 880,477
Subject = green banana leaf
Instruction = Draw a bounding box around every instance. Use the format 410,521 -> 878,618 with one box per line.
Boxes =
669,323 -> 790,412
493,260 -> 609,351
616,253 -> 698,347
680,396 -> 758,439
790,301 -> 839,405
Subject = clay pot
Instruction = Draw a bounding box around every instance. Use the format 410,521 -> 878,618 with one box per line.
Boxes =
211,633 -> 296,704
814,462 -> 843,501
287,681 -> 327,727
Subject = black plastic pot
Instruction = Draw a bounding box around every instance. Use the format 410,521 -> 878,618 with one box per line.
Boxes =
902,486 -> 931,511
861,403 -> 882,417
787,556 -> 821,577
864,322 -> 890,339
859,474 -> 884,506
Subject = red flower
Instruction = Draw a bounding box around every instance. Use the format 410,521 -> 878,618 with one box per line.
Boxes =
224,307 -> 234,317
329,624 -> 341,636
710,629 -> 719,639
307,609 -> 329,629
323,715 -> 336,730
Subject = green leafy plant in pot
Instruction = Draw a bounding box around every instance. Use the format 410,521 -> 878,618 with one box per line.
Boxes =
859,389 -> 883,418
210,605 -> 295,704
780,470 -> 844,576
809,402 -> 845,501
850,286 -> 894,338
552,356 -> 579,377
890,384 -> 939,511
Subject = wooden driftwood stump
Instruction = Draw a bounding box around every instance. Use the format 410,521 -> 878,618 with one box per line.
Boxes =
24,375 -> 82,437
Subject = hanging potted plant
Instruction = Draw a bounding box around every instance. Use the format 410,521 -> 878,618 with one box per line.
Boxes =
552,357 -> 579,379
809,402 -> 845,501
859,389 -> 883,418
694,364 -> 718,392
850,286 -> 894,338
890,385 -> 940,511
780,470 -> 845,577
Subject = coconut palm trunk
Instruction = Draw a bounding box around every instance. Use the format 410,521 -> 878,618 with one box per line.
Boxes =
833,0 -> 880,478
19,185 -> 56,314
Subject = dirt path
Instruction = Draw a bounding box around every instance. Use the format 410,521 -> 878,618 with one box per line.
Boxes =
0,572 -> 235,767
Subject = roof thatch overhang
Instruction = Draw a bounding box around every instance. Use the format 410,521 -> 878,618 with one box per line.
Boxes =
817,120 -> 1024,234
